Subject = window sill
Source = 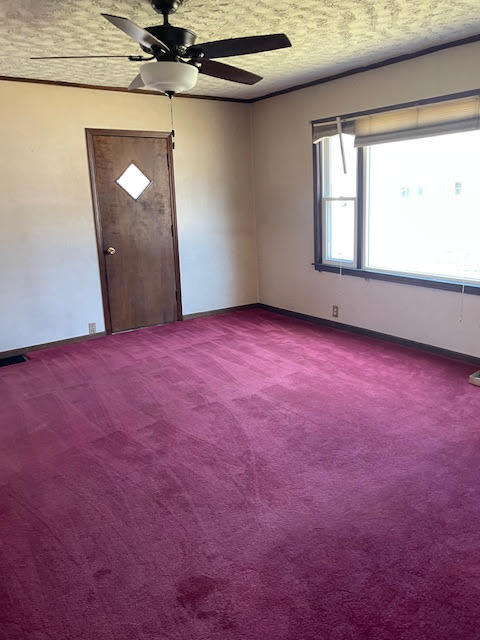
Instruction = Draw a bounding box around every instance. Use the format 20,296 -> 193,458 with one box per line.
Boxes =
313,263 -> 480,296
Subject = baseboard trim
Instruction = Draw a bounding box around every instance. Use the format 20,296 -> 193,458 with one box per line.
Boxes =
0,306 -> 257,356
183,304 -> 259,320
3,305 -> 477,367
0,331 -> 107,359
258,304 -> 480,366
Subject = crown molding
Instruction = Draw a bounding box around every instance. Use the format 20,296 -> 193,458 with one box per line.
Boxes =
2,33 -> 479,105
0,75 -> 248,103
248,33 -> 480,103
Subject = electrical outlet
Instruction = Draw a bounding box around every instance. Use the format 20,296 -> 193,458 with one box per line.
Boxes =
88,322 -> 96,335
332,305 -> 339,318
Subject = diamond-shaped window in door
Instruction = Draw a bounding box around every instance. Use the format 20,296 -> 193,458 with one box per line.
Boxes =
116,163 -> 151,200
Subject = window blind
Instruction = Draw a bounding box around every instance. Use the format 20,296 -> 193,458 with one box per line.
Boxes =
312,94 -> 480,147
354,95 -> 480,146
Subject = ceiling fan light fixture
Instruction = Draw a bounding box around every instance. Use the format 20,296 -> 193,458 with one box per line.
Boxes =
140,61 -> 198,93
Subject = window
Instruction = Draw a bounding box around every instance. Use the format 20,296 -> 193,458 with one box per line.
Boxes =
313,93 -> 480,293
116,163 -> 151,200
321,134 -> 357,266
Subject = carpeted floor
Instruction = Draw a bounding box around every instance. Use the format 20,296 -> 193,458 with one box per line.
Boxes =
1,309 -> 480,640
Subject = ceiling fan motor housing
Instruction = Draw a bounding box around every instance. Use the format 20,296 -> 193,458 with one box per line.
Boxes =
145,25 -> 196,57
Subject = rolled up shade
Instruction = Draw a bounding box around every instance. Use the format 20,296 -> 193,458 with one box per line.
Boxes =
354,95 -> 480,147
312,94 -> 480,147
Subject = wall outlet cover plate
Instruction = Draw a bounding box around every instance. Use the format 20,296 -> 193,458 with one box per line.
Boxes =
468,371 -> 480,387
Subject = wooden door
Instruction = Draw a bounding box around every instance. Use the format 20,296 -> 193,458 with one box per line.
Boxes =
87,130 -> 182,333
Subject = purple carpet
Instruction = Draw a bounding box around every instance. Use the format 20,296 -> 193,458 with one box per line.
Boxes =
1,309 -> 479,639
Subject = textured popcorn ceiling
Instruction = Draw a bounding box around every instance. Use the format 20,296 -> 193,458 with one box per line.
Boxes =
1,0 -> 479,99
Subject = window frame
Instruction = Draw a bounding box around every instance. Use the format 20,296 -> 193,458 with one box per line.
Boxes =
313,130 -> 480,297
319,135 -> 359,268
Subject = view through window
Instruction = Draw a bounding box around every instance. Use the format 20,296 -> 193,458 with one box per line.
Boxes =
365,130 -> 480,283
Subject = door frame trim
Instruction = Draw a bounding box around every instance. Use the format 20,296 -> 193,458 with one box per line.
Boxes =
86,128 -> 183,334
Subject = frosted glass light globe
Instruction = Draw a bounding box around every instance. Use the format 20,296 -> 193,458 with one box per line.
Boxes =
140,61 -> 199,93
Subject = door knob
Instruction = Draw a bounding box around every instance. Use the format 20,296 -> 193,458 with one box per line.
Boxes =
105,247 -> 116,255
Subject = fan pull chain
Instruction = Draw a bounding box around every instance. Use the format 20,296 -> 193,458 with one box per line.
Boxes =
168,94 -> 175,150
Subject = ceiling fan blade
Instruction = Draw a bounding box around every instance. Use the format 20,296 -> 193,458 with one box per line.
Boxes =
128,74 -> 145,90
189,34 -> 291,59
101,14 -> 169,52
199,59 -> 262,85
31,55 -> 134,60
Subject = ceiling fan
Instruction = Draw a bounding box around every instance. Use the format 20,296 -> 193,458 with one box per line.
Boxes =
31,0 -> 292,95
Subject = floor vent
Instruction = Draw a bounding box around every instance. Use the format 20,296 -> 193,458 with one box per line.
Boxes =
0,354 -> 28,368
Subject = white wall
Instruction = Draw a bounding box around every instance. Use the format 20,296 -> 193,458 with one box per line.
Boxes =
253,42 -> 480,357
3,43 -> 480,356
0,81 -> 257,351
